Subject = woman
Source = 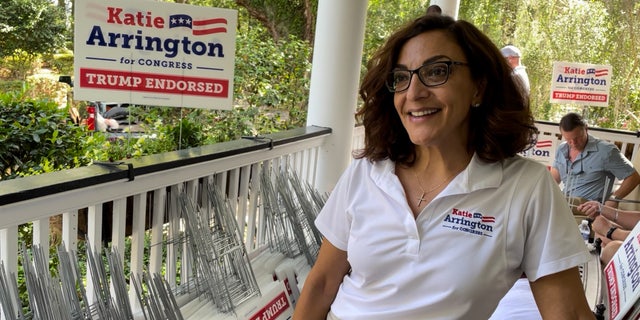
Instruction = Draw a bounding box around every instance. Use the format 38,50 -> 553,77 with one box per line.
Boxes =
293,14 -> 594,319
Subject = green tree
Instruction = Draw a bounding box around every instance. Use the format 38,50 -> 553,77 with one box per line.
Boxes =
234,0 -> 317,42
0,0 -> 67,57
186,0 -> 317,42
0,0 -> 67,78
459,0 -> 640,130
362,1 -> 429,75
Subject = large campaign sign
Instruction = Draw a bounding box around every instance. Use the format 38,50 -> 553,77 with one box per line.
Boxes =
549,61 -> 612,107
74,0 -> 237,109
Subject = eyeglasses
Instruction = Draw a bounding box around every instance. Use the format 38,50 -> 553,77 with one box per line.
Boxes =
386,61 -> 468,93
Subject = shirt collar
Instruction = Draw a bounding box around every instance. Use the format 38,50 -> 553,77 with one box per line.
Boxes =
376,153 -> 503,196
451,153 -> 502,195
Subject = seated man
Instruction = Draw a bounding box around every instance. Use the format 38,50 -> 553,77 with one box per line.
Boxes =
550,113 -> 640,210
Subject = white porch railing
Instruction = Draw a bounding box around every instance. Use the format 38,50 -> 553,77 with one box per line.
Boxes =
1,121 -> 639,319
0,125 -> 331,319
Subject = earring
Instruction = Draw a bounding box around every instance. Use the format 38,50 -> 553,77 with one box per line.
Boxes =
472,102 -> 481,108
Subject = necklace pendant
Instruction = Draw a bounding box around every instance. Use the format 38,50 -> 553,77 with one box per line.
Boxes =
417,192 -> 426,206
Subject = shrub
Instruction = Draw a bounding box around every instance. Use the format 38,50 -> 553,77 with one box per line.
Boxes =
0,91 -> 92,180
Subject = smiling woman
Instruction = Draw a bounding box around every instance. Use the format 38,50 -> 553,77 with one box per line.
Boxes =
292,13 -> 596,320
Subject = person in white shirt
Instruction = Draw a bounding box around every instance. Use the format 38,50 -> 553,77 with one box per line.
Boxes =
501,45 -> 530,95
293,14 -> 594,320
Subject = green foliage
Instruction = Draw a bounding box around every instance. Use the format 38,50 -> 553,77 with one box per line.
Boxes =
48,49 -> 75,76
234,0 -> 317,41
0,91 -> 91,180
168,116 -> 205,150
0,0 -> 67,58
23,75 -> 69,104
458,0 -> 640,130
363,0 -> 429,65
1,50 -> 43,80
0,80 -> 26,93
0,75 -> 69,107
233,28 -> 312,130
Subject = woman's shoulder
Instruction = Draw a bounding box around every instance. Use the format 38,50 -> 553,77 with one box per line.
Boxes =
343,157 -> 394,180
349,157 -> 392,169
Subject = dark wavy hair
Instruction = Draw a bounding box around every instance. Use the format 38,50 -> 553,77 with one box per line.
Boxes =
355,14 -> 537,165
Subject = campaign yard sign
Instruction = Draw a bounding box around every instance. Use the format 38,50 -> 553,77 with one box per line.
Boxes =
549,61 -> 612,107
520,138 -> 557,170
604,222 -> 640,320
239,281 -> 293,320
74,0 -> 237,109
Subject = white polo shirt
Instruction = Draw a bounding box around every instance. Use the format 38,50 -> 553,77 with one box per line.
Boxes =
315,154 -> 591,319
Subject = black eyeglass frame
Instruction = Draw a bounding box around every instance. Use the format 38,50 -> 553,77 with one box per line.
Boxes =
385,60 -> 468,93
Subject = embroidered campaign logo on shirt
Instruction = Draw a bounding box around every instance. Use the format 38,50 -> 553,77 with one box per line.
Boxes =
442,208 -> 495,237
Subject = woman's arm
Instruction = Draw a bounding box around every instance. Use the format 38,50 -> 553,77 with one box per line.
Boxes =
529,267 -> 595,319
592,215 -> 631,246
598,204 -> 640,231
292,239 -> 351,320
577,200 -> 640,230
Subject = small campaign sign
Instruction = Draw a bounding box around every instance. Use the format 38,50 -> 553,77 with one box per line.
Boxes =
74,0 -> 237,109
520,138 -> 557,169
240,281 -> 293,320
549,61 -> 612,107
604,222 -> 640,320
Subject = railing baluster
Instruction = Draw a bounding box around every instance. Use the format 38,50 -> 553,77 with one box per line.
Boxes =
62,211 -> 78,253
111,198 -> 127,262
32,218 -> 50,264
237,165 -> 251,237
228,168 -> 240,222
0,226 -> 19,320
86,203 -> 103,305
166,184 -> 180,287
130,192 -> 147,311
183,180 -> 198,286
247,163 -> 263,255
150,187 -> 167,276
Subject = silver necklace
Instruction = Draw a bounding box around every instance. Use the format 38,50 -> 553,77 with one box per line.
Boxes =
413,165 -> 461,207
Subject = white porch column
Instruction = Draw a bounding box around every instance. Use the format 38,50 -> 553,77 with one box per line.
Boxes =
306,0 -> 368,194
429,0 -> 461,19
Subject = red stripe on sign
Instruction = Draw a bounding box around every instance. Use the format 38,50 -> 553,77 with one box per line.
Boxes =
192,18 -> 227,26
604,263 -> 620,319
247,291 -> 290,320
79,68 -> 229,98
193,27 -> 227,35
536,140 -> 552,148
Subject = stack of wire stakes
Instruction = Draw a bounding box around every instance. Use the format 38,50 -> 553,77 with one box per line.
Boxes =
0,167 -> 327,320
